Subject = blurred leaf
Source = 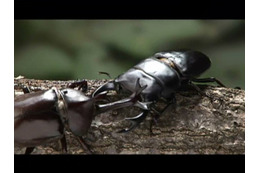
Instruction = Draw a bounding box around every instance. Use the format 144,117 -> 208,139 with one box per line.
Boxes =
93,20 -> 205,58
14,44 -> 73,79
14,20 -> 245,89
199,41 -> 245,89
73,42 -> 130,79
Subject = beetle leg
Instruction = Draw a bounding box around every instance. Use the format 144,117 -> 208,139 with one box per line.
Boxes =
149,97 -> 177,135
59,135 -> 67,154
22,85 -> 31,94
149,108 -> 160,135
15,83 -> 31,94
92,81 -> 117,97
188,81 -> 216,101
25,147 -> 35,154
117,111 -> 149,133
98,71 -> 112,78
75,136 -> 94,154
191,77 -> 226,87
188,81 -> 225,104
67,80 -> 88,92
188,81 -> 205,96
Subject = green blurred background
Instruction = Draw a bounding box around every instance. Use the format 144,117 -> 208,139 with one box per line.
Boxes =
14,20 -> 245,89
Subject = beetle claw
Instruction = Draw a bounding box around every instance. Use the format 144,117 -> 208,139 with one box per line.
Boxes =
67,80 -> 88,92
133,101 -> 152,110
117,111 -> 148,133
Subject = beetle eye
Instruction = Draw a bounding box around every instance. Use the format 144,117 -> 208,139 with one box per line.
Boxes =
157,57 -> 175,69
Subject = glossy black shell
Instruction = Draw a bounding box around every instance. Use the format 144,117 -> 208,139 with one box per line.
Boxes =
60,88 -> 95,136
14,88 -> 95,147
154,50 -> 211,78
114,50 -> 211,102
14,89 -> 62,147
115,57 -> 181,101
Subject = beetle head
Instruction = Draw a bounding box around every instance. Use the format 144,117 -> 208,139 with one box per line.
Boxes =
154,50 -> 211,78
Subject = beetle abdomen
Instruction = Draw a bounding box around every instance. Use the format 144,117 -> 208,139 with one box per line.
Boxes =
154,50 -> 211,77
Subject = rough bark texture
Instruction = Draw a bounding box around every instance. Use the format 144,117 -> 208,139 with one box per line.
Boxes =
14,77 -> 245,154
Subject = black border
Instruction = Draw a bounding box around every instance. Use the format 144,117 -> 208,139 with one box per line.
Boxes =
15,154 -> 245,172
14,0 -> 245,19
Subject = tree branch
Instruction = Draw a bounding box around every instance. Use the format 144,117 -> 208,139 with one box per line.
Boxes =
14,77 -> 245,154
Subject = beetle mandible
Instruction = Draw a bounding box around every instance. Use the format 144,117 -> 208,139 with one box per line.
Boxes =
92,50 -> 226,132
14,80 -> 145,154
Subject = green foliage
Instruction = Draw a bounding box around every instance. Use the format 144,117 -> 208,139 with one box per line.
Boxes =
14,44 -> 73,79
14,20 -> 245,88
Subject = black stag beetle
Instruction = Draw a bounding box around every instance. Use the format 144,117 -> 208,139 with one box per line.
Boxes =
14,80 -> 145,154
93,50 -> 226,133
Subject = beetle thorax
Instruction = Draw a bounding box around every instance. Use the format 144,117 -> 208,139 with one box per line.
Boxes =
158,57 -> 176,69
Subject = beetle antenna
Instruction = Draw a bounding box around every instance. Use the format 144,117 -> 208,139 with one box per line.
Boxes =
98,71 -> 112,79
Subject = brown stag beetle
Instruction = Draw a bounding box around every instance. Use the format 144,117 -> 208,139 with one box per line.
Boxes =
14,80 -> 146,154
92,50 -> 226,133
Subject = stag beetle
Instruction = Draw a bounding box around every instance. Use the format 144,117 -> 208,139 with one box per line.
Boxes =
14,80 -> 145,154
93,50 -> 226,133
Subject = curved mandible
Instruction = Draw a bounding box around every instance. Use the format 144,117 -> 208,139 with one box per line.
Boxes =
92,81 -> 117,97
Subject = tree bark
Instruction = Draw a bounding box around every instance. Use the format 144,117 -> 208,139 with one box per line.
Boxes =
14,77 -> 245,154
